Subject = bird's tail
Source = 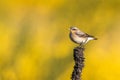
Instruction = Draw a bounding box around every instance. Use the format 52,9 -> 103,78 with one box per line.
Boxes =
94,37 -> 98,40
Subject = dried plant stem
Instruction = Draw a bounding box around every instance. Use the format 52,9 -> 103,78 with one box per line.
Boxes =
71,47 -> 85,80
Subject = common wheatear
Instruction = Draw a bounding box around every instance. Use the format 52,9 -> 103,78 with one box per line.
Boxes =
69,26 -> 97,47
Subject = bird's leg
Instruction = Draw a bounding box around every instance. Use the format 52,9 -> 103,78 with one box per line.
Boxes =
84,38 -> 88,44
79,44 -> 81,48
81,43 -> 85,48
79,39 -> 87,48
79,42 -> 84,48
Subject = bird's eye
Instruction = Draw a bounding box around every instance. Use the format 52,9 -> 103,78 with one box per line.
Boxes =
72,28 -> 76,30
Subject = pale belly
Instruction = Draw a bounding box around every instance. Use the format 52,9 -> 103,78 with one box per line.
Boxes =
69,33 -> 87,44
72,36 -> 86,44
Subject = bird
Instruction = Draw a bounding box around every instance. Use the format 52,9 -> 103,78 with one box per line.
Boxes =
69,26 -> 97,47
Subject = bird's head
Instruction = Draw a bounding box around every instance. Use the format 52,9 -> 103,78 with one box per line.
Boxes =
70,26 -> 79,33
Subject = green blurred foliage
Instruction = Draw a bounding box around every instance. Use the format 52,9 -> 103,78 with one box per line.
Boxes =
0,0 -> 120,80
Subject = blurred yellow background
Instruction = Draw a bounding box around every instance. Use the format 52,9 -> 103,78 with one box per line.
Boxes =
0,0 -> 120,80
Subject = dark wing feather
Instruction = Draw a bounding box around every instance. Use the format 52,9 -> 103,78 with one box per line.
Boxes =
85,33 -> 97,40
75,32 -> 97,40
85,33 -> 94,37
75,32 -> 92,37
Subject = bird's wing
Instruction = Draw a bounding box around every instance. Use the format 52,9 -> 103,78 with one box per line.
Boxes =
75,32 -> 94,38
85,33 -> 95,37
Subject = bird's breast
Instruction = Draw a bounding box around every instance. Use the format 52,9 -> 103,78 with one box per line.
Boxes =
69,32 -> 86,44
